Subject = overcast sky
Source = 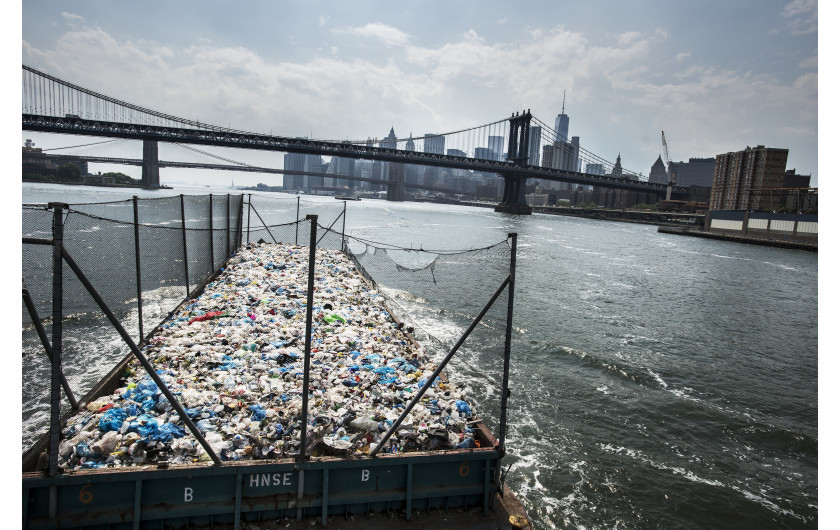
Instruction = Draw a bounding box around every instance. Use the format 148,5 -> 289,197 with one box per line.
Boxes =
19,0 -> 821,187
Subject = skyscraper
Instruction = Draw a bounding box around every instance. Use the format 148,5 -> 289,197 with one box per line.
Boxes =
585,163 -> 605,175
554,92 -> 569,142
380,127 -> 398,150
423,134 -> 445,154
488,135 -> 505,161
649,156 -> 668,184
527,125 -> 542,166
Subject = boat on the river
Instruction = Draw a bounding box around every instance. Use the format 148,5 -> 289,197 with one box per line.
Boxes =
22,238 -> 530,529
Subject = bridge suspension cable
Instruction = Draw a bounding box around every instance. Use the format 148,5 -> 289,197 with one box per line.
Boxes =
172,143 -> 251,167
38,139 -> 122,152
23,65 -> 250,134
531,115 -> 645,180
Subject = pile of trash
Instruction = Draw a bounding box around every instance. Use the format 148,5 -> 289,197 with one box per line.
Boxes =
56,243 -> 479,470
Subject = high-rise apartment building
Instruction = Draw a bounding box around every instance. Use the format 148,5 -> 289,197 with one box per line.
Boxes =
710,146 -> 788,210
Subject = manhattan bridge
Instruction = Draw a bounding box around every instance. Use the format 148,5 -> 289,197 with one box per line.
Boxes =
22,65 -> 684,214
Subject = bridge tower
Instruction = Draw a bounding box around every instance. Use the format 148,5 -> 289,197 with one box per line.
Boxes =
495,111 -> 533,215
386,163 -> 406,201
142,140 -> 160,188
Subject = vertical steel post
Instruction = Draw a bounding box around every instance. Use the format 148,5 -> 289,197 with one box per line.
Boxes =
133,196 -> 143,340
48,202 -> 67,478
321,468 -> 330,525
208,194 -> 215,271
246,194 -> 252,245
298,215 -> 318,461
226,194 -> 231,258
341,201 -> 347,252
235,194 -> 244,250
180,195 -> 190,297
496,232 -> 517,482
295,196 -> 300,245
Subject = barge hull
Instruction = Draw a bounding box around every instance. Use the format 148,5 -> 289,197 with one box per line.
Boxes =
24,448 -> 502,529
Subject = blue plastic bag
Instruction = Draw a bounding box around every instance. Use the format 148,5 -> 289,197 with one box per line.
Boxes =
150,423 -> 186,442
455,400 -> 472,416
99,407 -> 128,432
249,404 -> 266,421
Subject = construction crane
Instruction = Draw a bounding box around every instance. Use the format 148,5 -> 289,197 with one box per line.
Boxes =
661,131 -> 676,200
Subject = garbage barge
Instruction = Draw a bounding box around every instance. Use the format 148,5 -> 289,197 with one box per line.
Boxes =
22,237 -> 530,529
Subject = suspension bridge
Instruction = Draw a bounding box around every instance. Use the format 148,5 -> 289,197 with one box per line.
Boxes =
21,140 -> 476,196
22,64 -> 683,214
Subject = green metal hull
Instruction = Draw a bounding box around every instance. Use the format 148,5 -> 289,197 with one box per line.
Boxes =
24,442 -> 499,529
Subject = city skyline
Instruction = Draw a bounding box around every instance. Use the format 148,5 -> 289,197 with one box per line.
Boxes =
17,1 -> 821,188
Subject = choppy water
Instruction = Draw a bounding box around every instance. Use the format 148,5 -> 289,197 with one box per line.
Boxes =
22,183 -> 818,528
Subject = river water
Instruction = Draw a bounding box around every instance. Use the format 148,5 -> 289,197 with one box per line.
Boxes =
22,182 -> 818,528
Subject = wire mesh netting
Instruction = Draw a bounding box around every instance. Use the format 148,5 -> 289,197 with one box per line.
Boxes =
21,194 -> 243,452
343,237 -> 512,436
22,193 -> 514,461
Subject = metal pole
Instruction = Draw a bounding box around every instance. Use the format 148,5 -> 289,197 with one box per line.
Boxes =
208,194 -> 215,271
295,196 -> 300,245
315,209 -> 344,247
298,214 -> 318,461
496,233 -> 517,472
341,201 -> 347,252
60,247 -> 223,465
370,274 -> 511,458
22,286 -> 77,409
226,194 -> 231,258
249,202 -> 278,244
133,196 -> 143,340
246,194 -> 252,245
48,202 -> 67,477
235,194 -> 244,250
179,195 -> 190,297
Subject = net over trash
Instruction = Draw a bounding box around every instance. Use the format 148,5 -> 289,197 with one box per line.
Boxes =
56,242 -> 482,469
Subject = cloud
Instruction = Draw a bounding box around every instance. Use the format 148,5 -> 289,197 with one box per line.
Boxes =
781,0 -> 817,34
20,19 -> 816,177
798,53 -> 817,69
60,12 -> 84,27
333,22 -> 410,47
22,21 -> 441,139
318,15 -> 328,27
